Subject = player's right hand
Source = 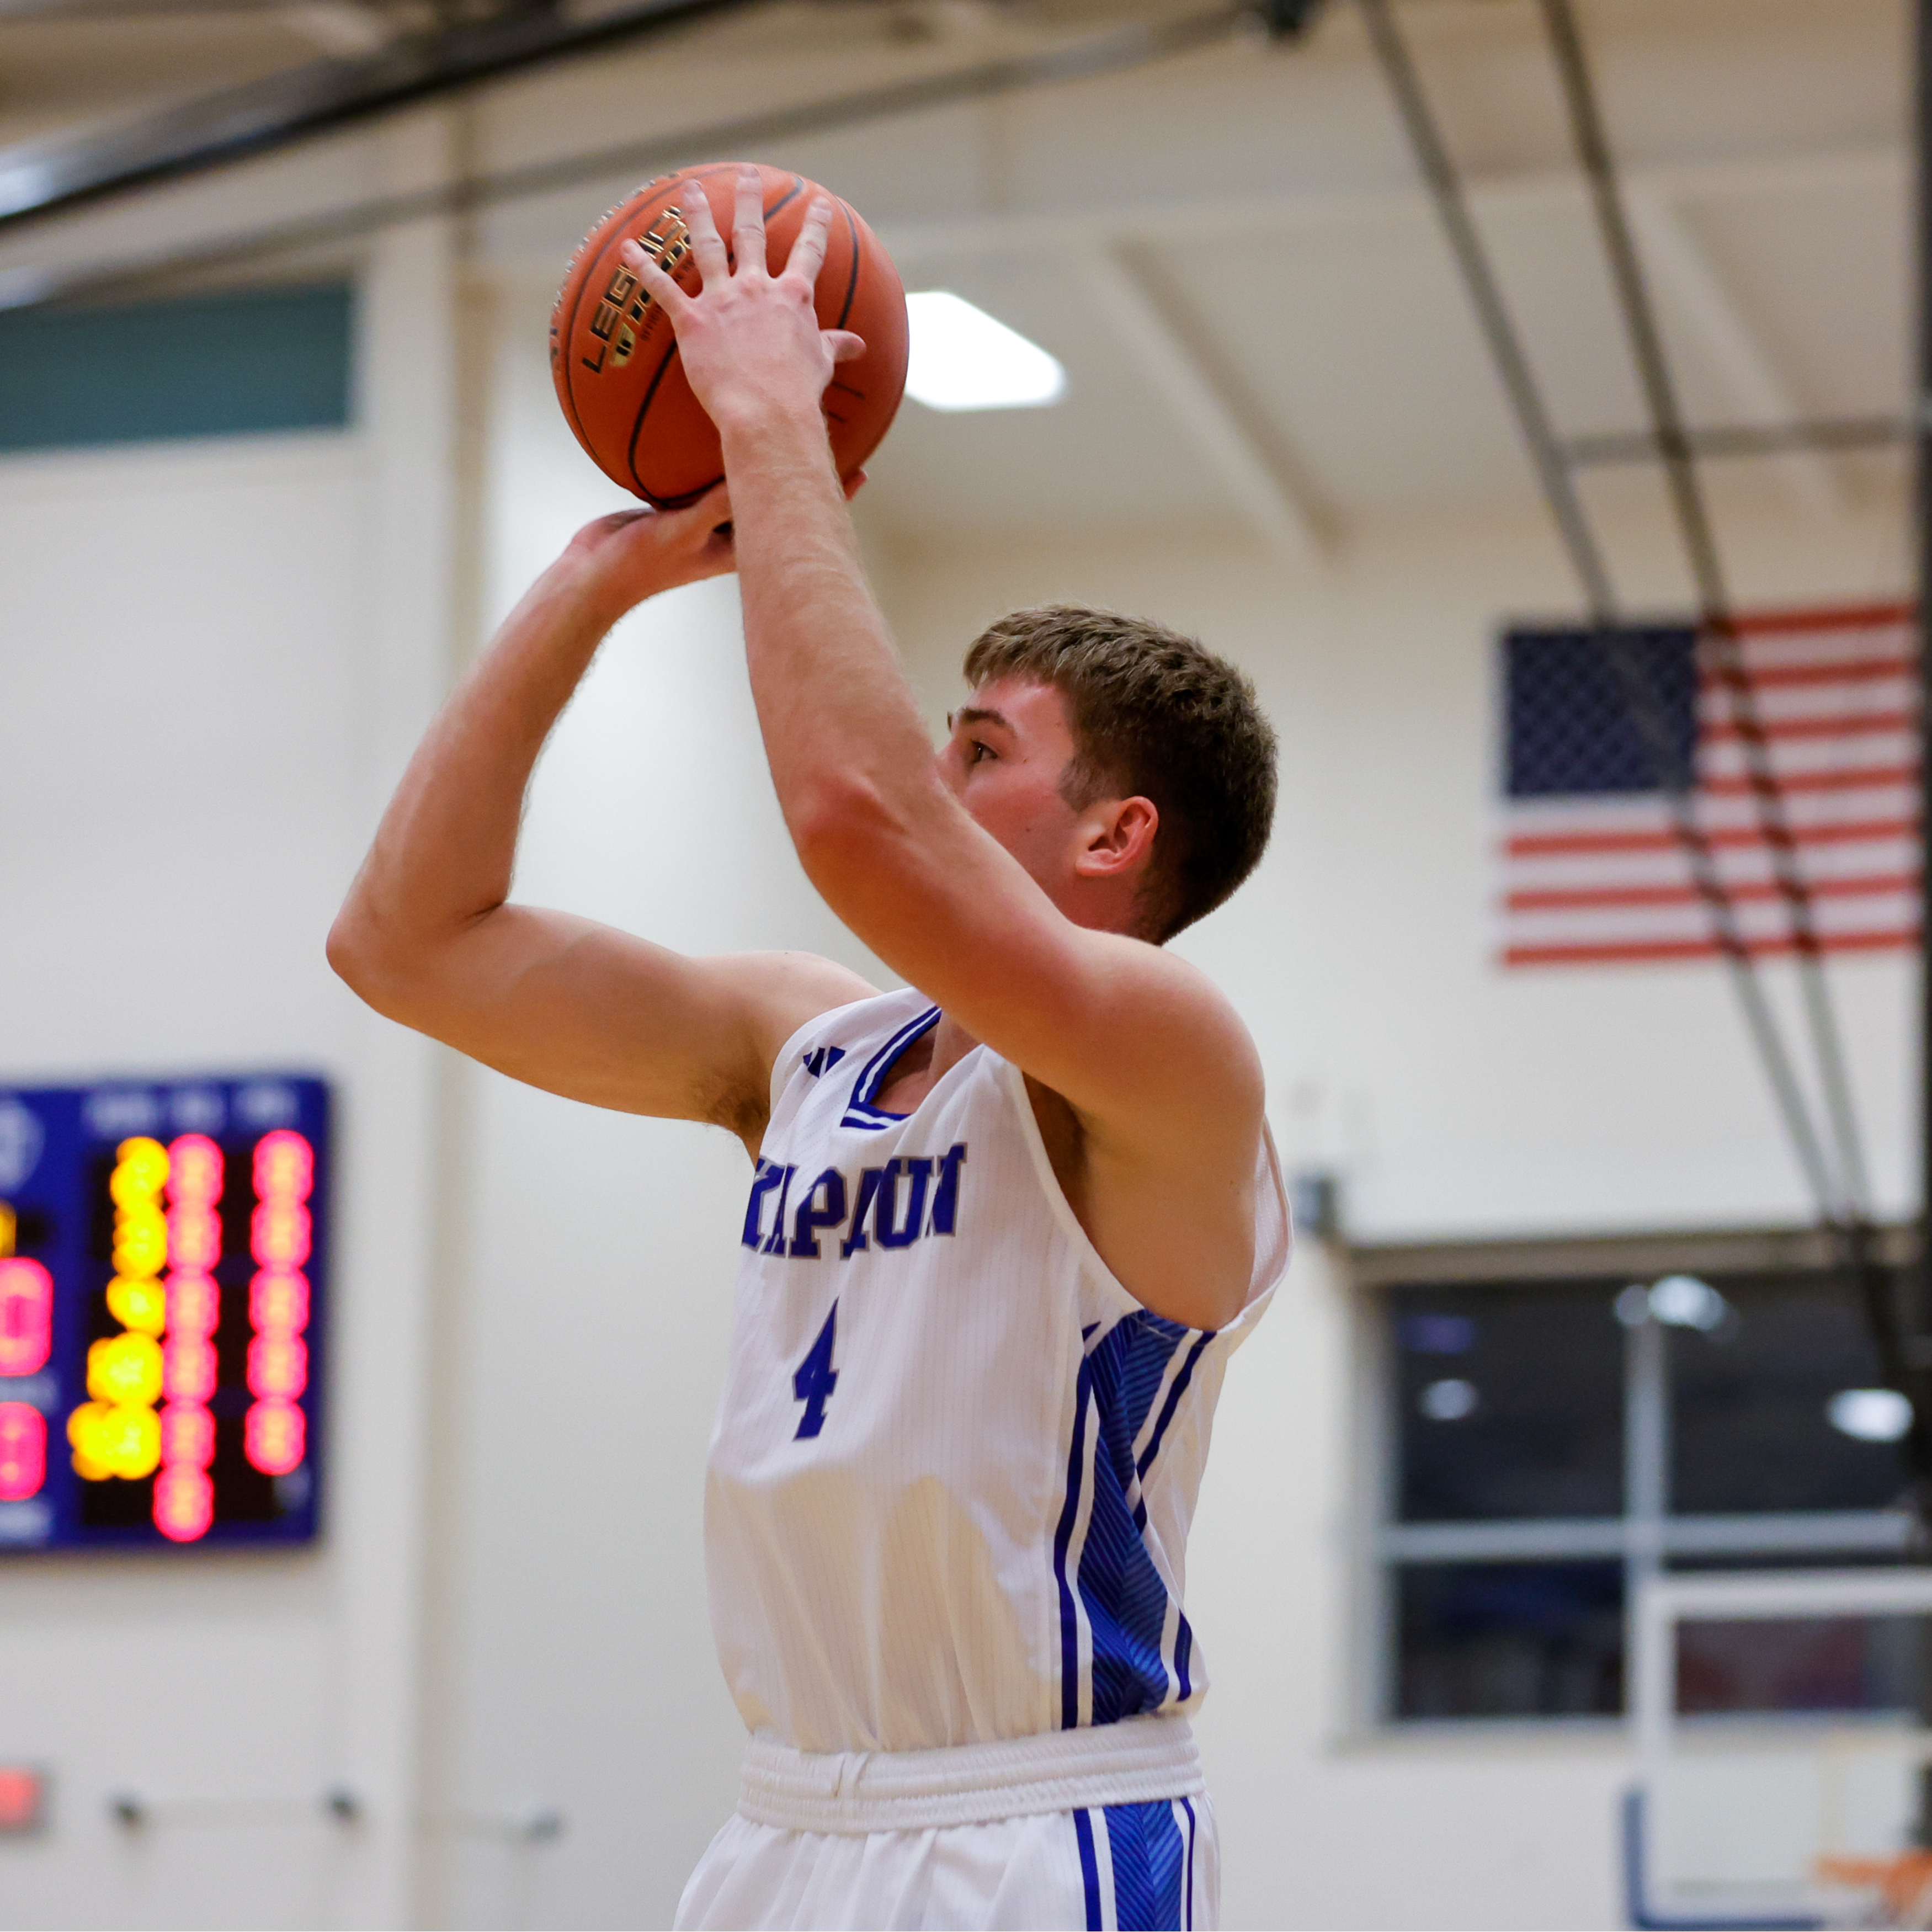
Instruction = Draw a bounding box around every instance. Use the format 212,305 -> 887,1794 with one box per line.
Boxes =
559,483 -> 739,623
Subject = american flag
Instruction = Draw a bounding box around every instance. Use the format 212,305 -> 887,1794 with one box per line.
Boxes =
1500,603 -> 1920,968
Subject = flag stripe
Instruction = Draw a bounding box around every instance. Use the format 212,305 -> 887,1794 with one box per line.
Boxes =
1507,817 -> 1917,859
1505,929 -> 1918,968
1507,872 -> 1919,913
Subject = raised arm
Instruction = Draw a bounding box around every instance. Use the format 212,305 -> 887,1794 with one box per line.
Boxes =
327,494 -> 873,1155
625,177 -> 1268,1324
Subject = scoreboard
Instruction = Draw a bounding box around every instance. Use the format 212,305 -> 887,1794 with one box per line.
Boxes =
0,1075 -> 328,1552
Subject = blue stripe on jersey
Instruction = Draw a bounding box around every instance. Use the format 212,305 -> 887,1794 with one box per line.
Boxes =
1131,1333 -> 1213,1529
1060,1313 -> 1212,1728
1074,1808 -> 1103,1931
839,1005 -> 941,1130
1052,1354 -> 1096,1730
1104,1800 -> 1188,1930
1179,1797 -> 1197,1931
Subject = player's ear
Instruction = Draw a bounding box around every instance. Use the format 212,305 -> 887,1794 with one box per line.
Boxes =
1073,796 -> 1158,880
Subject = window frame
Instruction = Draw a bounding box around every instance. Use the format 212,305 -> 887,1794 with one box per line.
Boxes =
1351,1224 -> 1917,1731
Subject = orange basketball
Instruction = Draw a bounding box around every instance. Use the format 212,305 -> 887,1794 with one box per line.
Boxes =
550,163 -> 909,509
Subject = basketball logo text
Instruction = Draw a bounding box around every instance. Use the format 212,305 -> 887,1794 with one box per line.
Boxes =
579,209 -> 691,376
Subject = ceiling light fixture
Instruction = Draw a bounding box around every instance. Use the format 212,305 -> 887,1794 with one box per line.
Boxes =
903,291 -> 1066,412
1827,1387 -> 1913,1443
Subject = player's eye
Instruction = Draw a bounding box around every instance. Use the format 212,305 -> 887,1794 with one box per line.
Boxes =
968,740 -> 995,764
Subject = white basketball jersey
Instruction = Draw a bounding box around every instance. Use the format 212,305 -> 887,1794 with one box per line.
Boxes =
704,986 -> 1290,1757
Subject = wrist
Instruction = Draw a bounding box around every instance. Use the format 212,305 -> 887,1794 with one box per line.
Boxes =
715,392 -> 832,459
535,547 -> 647,637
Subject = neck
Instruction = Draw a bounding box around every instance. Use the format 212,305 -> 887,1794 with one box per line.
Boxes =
871,1002 -> 980,1115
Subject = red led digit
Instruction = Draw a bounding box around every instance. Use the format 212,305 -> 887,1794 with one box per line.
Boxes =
166,1205 -> 222,1272
244,1399 -> 304,1476
153,1465 -> 213,1542
0,1403 -> 46,1502
241,1131 -> 316,1497
252,1131 -> 313,1205
162,1338 -> 219,1405
166,1135 -> 223,1205
165,1274 -> 219,1339
0,1260 -> 52,1378
250,1203 -> 311,1270
247,1334 -> 307,1402
158,1402 -> 215,1471
249,1270 -> 309,1336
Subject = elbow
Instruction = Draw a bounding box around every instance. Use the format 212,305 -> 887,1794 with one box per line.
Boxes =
786,775 -> 909,888
325,909 -> 378,1002
326,905 -> 412,1019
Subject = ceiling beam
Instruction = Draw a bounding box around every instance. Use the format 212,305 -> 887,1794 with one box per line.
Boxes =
1076,244 -> 1326,568
0,0 -> 754,233
877,145 -> 1904,267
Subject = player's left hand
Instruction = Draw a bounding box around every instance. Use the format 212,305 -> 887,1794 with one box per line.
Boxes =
619,168 -> 865,442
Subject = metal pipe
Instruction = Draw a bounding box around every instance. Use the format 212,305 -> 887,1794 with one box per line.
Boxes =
1918,0 -> 1932,1454
0,4 -> 1249,311
0,0 -> 754,233
1564,416 -> 1908,468
1354,0 -> 1841,1224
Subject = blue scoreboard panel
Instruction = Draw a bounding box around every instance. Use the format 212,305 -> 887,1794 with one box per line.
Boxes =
0,1075 -> 328,1552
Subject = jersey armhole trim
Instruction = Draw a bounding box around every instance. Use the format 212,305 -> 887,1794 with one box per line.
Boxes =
765,989 -> 908,1126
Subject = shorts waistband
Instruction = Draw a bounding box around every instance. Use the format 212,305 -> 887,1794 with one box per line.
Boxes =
736,1715 -> 1203,1834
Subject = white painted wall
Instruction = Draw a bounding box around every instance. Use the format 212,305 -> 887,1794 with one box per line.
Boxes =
0,116 -> 456,1930
0,425 -> 422,1929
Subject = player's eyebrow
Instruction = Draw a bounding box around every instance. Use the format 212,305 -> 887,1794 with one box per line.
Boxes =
951,705 -> 1011,732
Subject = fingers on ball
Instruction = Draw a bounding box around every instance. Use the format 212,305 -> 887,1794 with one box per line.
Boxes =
681,182 -> 730,279
732,167 -> 768,274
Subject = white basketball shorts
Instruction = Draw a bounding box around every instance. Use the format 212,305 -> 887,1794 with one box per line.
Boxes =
674,1716 -> 1217,1932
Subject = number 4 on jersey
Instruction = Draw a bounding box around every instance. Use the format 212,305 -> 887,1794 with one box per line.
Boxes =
792,1301 -> 839,1440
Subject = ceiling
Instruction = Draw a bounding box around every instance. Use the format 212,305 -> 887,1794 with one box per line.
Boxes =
0,0 -> 1910,551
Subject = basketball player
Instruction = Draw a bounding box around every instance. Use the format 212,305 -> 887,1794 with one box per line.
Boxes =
329,172 -> 1287,1930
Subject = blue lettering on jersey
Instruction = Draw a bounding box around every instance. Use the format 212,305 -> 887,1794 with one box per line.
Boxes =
742,1159 -> 786,1247
929,1143 -> 967,1235
743,1143 -> 970,1259
802,1046 -> 847,1078
840,1167 -> 885,1257
875,1156 -> 931,1248
761,1164 -> 799,1255
788,1168 -> 849,1258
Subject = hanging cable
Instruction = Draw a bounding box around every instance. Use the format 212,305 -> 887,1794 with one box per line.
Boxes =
1536,0 -> 1930,1517
1353,0 -> 1843,1224
1538,0 -> 1871,1225
0,3 -> 1248,310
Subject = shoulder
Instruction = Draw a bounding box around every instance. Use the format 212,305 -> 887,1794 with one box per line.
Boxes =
687,950 -> 879,1146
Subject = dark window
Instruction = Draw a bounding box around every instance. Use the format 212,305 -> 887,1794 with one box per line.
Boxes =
1676,1616 -> 1926,1716
1396,1561 -> 1625,1718
1380,1263 -> 1912,1725
0,284 -> 353,454
1391,1282 -> 1625,1521
1669,1275 -> 1904,1515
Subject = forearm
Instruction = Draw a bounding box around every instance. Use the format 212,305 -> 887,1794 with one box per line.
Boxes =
329,556 -> 620,997
722,405 -> 943,835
